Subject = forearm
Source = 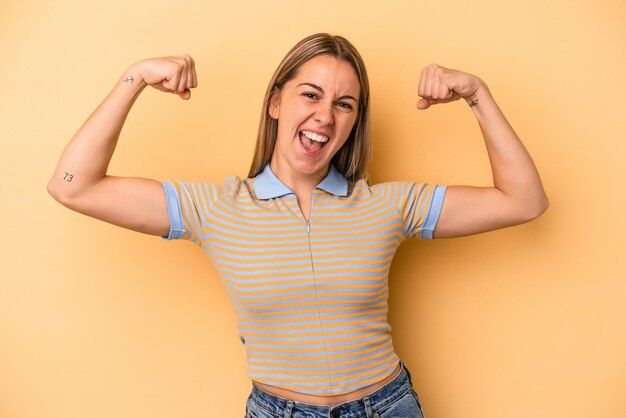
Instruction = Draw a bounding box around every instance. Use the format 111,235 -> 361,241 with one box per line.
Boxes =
467,81 -> 548,215
48,65 -> 146,201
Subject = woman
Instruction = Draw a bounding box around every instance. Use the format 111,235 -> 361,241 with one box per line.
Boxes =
48,33 -> 548,418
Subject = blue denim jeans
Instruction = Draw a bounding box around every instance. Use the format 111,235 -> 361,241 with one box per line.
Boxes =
245,363 -> 425,418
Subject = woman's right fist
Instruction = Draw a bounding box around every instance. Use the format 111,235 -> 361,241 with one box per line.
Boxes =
130,54 -> 198,100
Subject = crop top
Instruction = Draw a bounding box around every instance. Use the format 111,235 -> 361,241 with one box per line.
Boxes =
161,164 -> 447,396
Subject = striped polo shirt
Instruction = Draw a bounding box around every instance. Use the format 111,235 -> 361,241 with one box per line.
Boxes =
161,164 -> 447,396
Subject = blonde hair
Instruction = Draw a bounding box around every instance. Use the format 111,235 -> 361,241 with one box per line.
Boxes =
248,33 -> 372,181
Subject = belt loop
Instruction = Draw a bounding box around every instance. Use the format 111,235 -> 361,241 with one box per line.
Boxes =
363,397 -> 377,418
283,400 -> 294,418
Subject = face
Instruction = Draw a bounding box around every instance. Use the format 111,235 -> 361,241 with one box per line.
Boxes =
268,54 -> 360,184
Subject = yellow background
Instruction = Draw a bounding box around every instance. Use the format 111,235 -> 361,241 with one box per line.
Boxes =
1,0 -> 625,417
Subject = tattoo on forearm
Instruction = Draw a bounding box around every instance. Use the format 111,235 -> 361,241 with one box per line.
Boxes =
63,172 -> 74,182
124,75 -> 134,84
468,98 -> 479,107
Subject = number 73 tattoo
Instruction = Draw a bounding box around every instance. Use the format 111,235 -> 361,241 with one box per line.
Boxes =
64,172 -> 74,182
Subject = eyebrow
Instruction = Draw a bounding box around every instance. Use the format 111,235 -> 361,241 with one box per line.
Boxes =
297,82 -> 358,103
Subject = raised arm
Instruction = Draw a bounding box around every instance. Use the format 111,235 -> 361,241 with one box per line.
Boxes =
47,54 -> 197,236
416,64 -> 548,238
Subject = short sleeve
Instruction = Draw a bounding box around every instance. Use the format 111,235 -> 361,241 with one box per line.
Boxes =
401,183 -> 447,240
161,181 -> 206,245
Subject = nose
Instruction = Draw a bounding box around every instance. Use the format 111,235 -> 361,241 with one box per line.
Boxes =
314,100 -> 334,126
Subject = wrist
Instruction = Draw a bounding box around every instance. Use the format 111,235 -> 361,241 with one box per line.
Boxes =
121,62 -> 148,91
464,78 -> 491,108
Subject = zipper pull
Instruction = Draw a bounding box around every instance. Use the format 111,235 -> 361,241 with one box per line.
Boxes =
306,220 -> 311,233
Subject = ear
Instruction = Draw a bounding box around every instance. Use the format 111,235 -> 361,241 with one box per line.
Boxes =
268,91 -> 280,120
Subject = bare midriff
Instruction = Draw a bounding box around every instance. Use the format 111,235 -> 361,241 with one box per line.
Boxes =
252,364 -> 402,406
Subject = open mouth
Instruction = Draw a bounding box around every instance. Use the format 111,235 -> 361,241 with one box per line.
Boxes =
299,130 -> 329,153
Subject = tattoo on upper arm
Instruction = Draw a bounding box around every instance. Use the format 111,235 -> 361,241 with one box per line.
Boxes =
63,172 -> 74,182
124,75 -> 134,84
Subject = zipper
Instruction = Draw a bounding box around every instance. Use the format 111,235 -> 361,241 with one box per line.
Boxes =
302,194 -> 332,389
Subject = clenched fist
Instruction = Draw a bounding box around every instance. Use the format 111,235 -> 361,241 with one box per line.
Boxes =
127,54 -> 198,100
417,64 -> 483,109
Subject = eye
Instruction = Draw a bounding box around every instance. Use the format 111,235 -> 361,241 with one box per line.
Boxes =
336,101 -> 354,111
302,92 -> 319,100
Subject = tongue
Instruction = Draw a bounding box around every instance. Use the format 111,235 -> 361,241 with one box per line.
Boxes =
301,135 -> 323,153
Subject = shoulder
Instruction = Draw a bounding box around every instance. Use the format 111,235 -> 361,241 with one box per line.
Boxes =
348,174 -> 413,201
218,175 -> 257,200
170,175 -> 253,203
352,174 -> 417,195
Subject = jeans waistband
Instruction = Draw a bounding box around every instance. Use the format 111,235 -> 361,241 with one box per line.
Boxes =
249,363 -> 415,418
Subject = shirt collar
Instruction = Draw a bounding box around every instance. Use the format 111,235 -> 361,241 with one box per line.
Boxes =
254,164 -> 348,199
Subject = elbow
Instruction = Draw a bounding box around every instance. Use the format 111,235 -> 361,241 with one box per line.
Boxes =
47,179 -> 61,202
538,193 -> 550,216
521,192 -> 549,223
47,179 -> 76,209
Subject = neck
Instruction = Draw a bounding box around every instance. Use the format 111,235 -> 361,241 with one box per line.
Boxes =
269,160 -> 329,198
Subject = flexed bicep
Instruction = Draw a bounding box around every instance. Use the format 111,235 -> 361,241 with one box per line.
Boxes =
60,176 -> 171,237
434,185 -> 544,238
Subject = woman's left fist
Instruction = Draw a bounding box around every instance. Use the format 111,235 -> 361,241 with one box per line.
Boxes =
417,64 -> 482,109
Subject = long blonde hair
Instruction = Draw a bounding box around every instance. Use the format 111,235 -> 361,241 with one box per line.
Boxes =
248,33 -> 372,181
